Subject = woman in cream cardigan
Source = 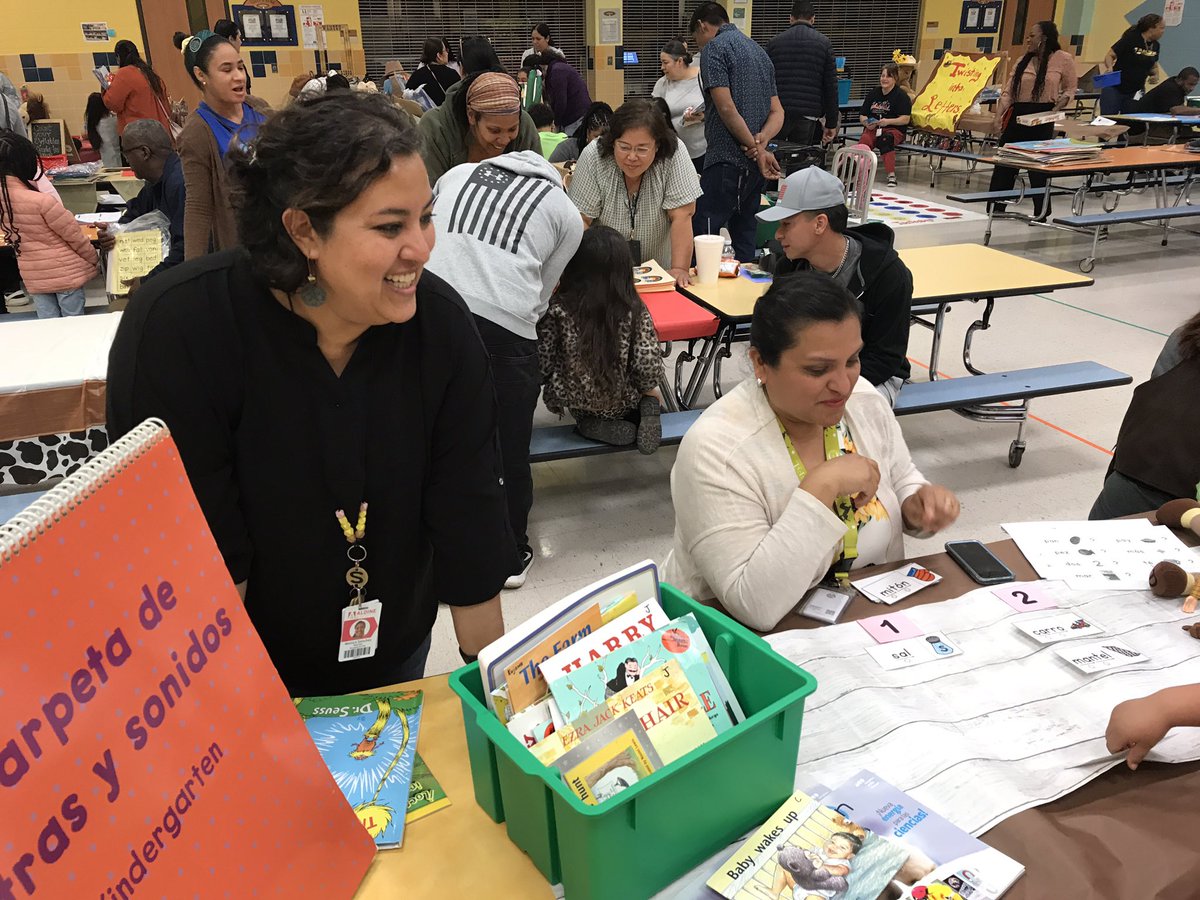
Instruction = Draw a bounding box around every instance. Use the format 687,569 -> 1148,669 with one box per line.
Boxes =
663,273 -> 960,631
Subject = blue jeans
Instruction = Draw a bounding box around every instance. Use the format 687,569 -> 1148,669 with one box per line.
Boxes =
30,287 -> 86,318
1099,86 -> 1140,116
694,162 -> 766,263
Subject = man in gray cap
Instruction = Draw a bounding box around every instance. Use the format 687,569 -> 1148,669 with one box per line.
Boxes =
757,166 -> 912,404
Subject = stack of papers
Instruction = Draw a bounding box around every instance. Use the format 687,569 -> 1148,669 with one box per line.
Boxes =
1001,519 -> 1194,590
994,138 -> 1104,165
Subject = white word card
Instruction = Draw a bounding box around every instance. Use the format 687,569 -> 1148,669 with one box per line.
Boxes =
1013,612 -> 1105,644
866,633 -> 962,670
854,564 -> 942,605
1054,639 -> 1147,674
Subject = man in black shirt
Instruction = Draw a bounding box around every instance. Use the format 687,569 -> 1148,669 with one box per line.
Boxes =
1137,67 -> 1199,115
767,0 -> 840,147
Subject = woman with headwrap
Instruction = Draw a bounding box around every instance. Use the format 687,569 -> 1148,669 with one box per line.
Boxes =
417,70 -> 540,185
102,40 -> 173,138
172,29 -> 271,259
0,74 -> 25,138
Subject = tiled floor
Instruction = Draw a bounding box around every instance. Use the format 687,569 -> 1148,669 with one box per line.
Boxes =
426,156 -> 1200,675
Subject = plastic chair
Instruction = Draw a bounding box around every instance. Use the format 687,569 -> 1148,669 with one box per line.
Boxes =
831,146 -> 877,222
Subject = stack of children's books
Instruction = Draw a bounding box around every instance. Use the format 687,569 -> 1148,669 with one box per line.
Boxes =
293,690 -> 451,849
993,137 -> 1103,165
477,561 -> 744,806
699,770 -> 1023,900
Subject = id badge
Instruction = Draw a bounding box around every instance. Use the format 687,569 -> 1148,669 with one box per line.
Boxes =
798,584 -> 853,625
338,599 -> 382,662
627,239 -> 642,264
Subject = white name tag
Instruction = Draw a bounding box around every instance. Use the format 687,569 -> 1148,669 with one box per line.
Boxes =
798,586 -> 854,624
338,599 -> 382,662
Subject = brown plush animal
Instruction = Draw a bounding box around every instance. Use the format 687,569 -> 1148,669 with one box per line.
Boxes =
1149,561 -> 1200,613
1182,623 -> 1200,639
1156,499 -> 1200,537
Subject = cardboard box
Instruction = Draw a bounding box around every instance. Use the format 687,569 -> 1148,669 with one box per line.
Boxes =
1055,120 -> 1130,142
1017,110 -> 1066,126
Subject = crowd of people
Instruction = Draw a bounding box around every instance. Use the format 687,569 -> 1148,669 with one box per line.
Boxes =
0,5 -> 1197,759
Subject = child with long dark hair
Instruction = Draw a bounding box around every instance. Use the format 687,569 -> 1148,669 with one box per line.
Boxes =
84,92 -> 120,168
538,225 -> 663,453
988,21 -> 1077,215
0,132 -> 98,317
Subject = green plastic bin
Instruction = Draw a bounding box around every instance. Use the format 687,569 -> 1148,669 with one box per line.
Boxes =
448,583 -> 818,900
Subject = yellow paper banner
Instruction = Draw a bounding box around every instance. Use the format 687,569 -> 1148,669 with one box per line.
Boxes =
911,52 -> 1001,133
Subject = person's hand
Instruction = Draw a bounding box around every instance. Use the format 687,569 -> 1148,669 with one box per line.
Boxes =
822,127 -> 838,144
683,108 -> 704,126
864,120 -> 878,131
1106,696 -> 1172,770
95,222 -> 116,252
901,484 -> 960,533
121,275 -> 142,294
804,454 -> 881,507
758,149 -> 782,180
668,266 -> 691,287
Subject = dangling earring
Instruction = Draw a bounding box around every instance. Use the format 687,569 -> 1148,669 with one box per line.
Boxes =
297,257 -> 326,307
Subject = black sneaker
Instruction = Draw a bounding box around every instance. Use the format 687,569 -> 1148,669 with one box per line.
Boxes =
505,549 -> 534,589
577,416 -> 637,445
636,396 -> 662,455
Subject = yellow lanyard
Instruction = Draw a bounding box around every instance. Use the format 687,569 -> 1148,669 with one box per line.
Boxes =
779,421 -> 859,584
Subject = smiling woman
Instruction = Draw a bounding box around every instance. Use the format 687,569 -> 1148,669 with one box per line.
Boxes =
105,92 -> 516,695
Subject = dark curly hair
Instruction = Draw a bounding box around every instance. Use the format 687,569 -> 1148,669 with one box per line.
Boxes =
597,99 -> 677,162
227,92 -> 423,293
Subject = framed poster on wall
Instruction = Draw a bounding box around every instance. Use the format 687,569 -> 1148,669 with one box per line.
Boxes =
960,0 -> 1002,32
233,4 -> 298,46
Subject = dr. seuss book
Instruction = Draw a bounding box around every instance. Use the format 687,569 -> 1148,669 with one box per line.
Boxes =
554,711 -> 663,805
478,560 -> 660,710
826,770 -> 1024,899
707,791 -> 909,900
405,753 -> 451,823
548,613 -> 742,733
534,660 -> 717,766
295,690 -> 424,849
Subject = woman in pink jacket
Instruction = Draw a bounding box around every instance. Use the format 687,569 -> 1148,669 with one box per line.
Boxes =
0,133 -> 98,317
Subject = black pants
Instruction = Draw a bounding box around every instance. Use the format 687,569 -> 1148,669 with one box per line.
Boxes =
988,102 -> 1055,216
779,113 -> 823,146
474,315 -> 540,559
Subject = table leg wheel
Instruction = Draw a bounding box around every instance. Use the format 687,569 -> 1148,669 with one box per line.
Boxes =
1079,257 -> 1095,274
1008,441 -> 1026,468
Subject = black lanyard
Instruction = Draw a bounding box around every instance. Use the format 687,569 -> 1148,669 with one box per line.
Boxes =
626,189 -> 640,238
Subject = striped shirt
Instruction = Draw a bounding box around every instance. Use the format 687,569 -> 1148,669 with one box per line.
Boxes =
567,138 -> 702,268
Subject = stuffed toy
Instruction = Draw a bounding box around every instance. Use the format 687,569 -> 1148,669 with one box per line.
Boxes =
1148,561 -> 1200,613
1156,498 -> 1200,537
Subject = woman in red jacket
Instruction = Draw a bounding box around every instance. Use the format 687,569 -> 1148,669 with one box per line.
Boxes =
102,40 -> 173,139
0,133 -> 98,317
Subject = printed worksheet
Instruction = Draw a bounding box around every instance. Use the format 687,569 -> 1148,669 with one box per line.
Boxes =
767,581 -> 1200,835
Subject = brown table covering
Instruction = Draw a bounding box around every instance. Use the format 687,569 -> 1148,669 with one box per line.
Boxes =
705,519 -> 1200,900
0,380 -> 107,442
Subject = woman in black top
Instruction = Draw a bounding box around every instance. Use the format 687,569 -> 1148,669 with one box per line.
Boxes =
407,37 -> 461,107
1100,14 -> 1165,115
107,92 -> 515,695
854,62 -> 912,187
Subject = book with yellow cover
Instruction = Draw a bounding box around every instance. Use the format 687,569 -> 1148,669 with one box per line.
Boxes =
532,660 -> 716,766
633,260 -> 677,293
555,711 -> 662,805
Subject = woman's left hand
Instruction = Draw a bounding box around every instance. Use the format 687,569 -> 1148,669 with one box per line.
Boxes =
902,484 -> 960,533
669,266 -> 691,287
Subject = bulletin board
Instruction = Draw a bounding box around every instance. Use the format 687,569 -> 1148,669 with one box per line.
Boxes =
911,51 -> 1003,134
232,3 -> 298,47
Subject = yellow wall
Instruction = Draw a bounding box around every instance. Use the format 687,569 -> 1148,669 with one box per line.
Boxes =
1,1 -> 143,138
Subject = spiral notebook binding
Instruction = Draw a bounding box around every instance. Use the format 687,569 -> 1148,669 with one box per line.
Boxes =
0,418 -> 169,566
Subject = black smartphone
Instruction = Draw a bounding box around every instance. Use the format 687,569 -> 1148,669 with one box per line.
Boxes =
945,540 -> 1015,585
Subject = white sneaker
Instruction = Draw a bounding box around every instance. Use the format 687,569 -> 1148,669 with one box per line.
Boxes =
886,173 -> 897,187
505,549 -> 534,589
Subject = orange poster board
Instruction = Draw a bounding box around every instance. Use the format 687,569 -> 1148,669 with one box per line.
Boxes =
0,424 -> 376,898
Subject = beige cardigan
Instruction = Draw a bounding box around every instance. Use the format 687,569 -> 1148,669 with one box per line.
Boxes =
178,96 -> 271,260
662,377 -> 928,631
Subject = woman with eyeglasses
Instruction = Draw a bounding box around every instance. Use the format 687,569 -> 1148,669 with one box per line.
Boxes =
567,99 -> 702,287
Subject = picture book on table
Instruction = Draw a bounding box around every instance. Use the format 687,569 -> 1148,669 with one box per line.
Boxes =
478,560 -> 661,709
547,612 -> 743,733
707,790 -> 911,899
819,771 -> 1023,900
538,597 -> 669,683
294,690 -> 424,849
533,660 -> 717,765
503,601 -> 604,713
552,710 -> 664,805
405,753 -> 451,823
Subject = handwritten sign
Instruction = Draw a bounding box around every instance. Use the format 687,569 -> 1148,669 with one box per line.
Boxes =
109,230 -> 165,295
29,119 -> 66,158
993,581 -> 1058,612
858,611 -> 923,644
911,52 -> 1001,133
